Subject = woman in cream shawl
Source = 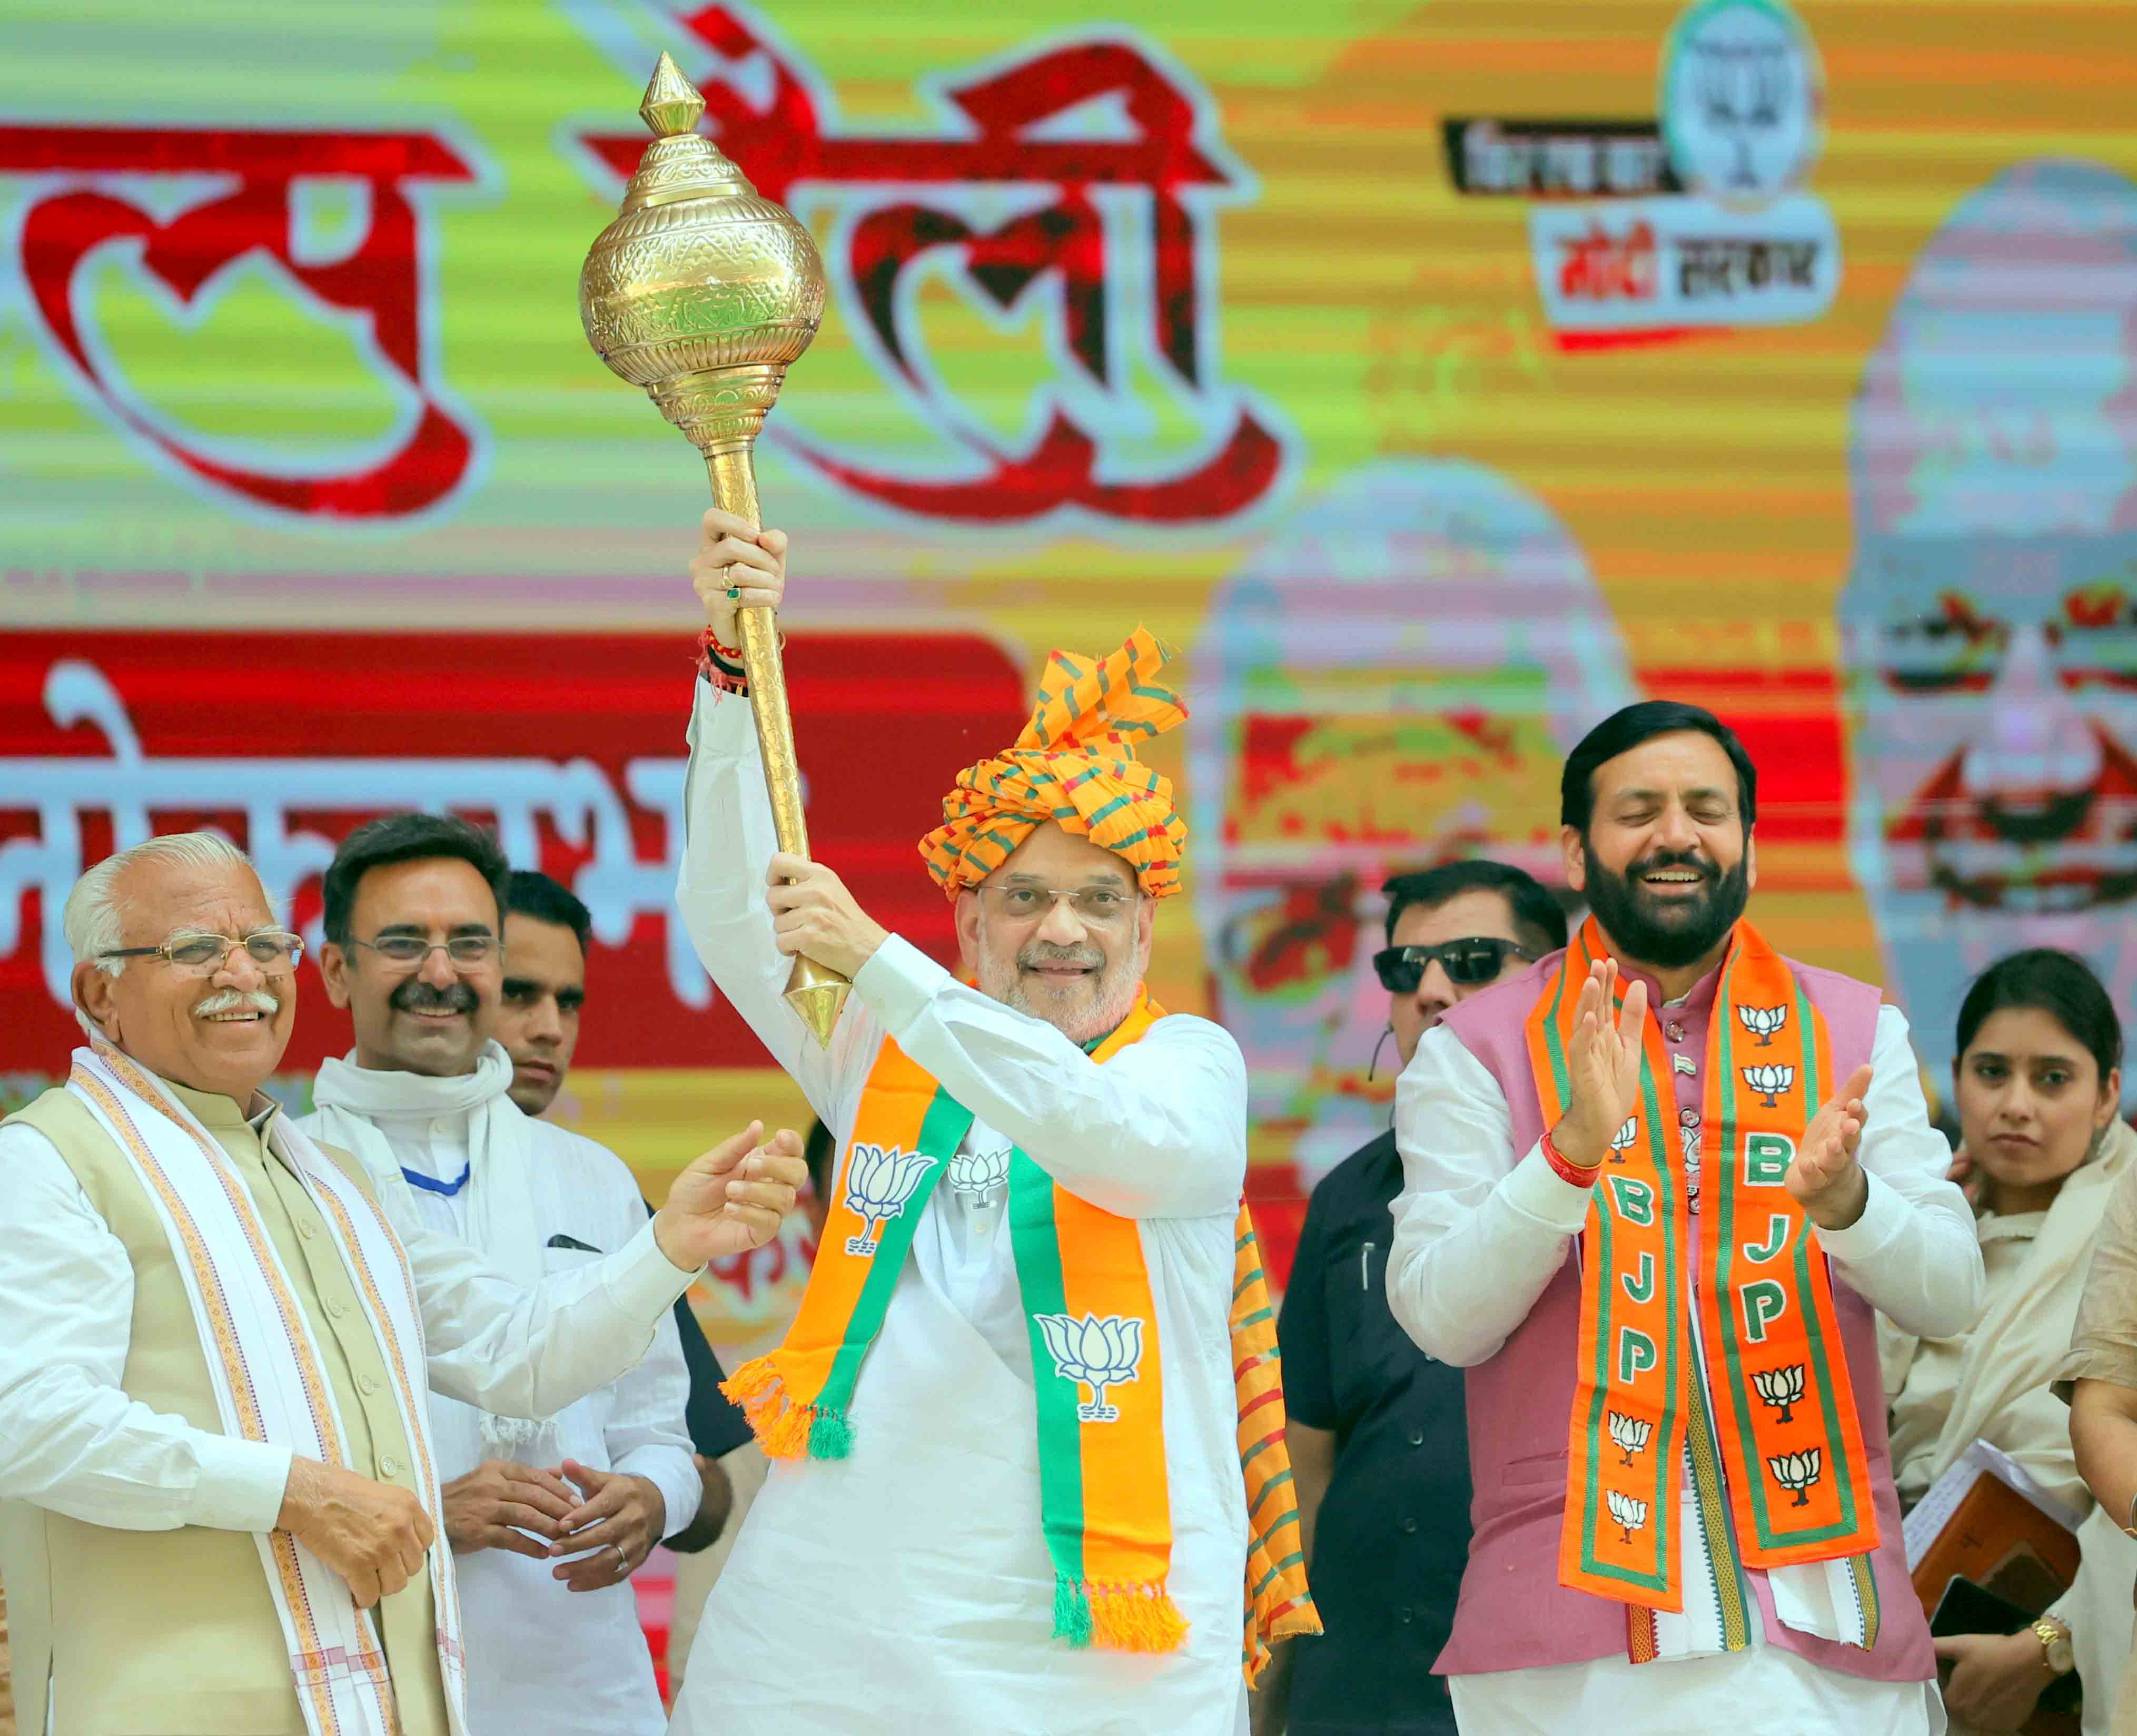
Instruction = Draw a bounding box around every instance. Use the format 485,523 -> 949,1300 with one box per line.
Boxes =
1882,948 -> 2136,1735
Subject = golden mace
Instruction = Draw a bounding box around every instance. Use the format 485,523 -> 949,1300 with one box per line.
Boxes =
580,54 -> 848,1045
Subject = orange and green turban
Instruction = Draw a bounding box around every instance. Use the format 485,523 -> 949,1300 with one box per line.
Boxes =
919,627 -> 1189,900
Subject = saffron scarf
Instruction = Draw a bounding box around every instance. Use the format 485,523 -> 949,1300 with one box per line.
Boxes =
1527,918 -> 1880,1633
724,994 -> 1319,1680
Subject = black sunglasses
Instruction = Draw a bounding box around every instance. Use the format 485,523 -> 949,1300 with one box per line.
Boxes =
1373,938 -> 1534,994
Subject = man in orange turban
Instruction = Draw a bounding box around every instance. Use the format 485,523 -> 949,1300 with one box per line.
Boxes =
667,509 -> 1315,1736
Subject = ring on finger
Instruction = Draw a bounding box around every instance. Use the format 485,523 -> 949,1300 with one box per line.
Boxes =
610,1541 -> 630,1573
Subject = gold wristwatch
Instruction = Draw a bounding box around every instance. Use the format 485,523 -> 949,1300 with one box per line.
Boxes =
2033,1616 -> 2076,1676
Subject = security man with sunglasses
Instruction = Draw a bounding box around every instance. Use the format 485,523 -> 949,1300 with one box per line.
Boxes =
1261,861 -> 1566,1736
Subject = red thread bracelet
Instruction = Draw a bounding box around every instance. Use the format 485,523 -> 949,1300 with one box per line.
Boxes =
1541,1128 -> 1601,1188
695,628 -> 748,694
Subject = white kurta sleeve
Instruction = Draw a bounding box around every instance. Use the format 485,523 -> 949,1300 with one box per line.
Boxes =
382,1182 -> 698,1419
0,1121 -> 292,1532
674,678 -> 881,1127
592,1178 -> 699,1533
851,934 -> 1246,1220
1810,1003 -> 1985,1339
1386,1024 -> 1595,1367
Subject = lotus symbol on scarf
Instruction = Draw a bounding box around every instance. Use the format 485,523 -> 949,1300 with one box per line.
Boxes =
1036,1311 -> 1144,1422
1607,1410 -> 1653,1467
947,1145 -> 1011,1206
1742,1062 -> 1795,1108
1767,1447 -> 1824,1506
1753,1363 -> 1806,1424
840,1142 -> 937,1255
1609,1117 -> 1639,1163
1606,1489 -> 1649,1543
1738,1003 -> 1788,1046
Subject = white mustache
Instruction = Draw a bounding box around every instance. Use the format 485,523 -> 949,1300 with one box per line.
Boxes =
194,988 -> 280,1018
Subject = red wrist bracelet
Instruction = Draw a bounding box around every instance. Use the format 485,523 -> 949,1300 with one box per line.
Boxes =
1541,1129 -> 1601,1188
696,627 -> 748,694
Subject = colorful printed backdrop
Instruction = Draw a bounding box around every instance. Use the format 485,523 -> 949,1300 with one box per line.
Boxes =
7,1 -> 2137,1327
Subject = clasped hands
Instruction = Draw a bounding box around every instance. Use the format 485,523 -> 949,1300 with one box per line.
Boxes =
1550,956 -> 1875,1231
442,1457 -> 667,1592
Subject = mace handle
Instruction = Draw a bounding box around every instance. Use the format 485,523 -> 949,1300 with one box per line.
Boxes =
704,447 -> 850,1045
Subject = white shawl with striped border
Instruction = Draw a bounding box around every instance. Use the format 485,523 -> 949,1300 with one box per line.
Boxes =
68,1042 -> 467,1736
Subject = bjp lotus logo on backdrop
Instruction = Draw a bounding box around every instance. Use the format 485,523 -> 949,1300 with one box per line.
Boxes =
839,1143 -> 937,1256
1036,1311 -> 1145,1422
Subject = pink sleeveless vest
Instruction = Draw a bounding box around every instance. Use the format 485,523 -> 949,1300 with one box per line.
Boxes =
1428,949 -> 1935,1684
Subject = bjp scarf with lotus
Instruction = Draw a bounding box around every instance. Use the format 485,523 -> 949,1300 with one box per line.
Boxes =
723,629 -> 1318,1683
1529,916 -> 1882,1656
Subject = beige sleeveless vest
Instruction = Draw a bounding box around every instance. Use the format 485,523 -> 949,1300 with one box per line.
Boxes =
0,1084 -> 451,1736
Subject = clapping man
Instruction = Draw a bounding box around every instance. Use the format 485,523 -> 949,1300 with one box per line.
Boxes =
1386,702 -> 1984,1734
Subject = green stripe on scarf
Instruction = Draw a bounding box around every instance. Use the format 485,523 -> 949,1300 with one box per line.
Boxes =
1008,1144 -> 1092,1645
810,1088 -> 971,1456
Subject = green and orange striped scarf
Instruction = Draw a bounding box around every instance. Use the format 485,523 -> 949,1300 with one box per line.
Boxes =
723,992 -> 1319,1681
1527,917 -> 1881,1626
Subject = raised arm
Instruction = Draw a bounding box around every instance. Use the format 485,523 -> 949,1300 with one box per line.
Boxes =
1387,1025 -> 1594,1365
390,1122 -> 806,1419
674,510 -> 877,1124
1388,960 -> 1647,1365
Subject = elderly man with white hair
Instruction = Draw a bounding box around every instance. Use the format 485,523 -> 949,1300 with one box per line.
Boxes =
0,832 -> 809,1736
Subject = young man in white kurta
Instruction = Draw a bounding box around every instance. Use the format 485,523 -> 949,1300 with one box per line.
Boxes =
664,576 -> 1252,1729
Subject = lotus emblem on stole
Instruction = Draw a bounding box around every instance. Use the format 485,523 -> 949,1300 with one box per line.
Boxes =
1609,1117 -> 1639,1163
1608,1410 -> 1653,1467
1035,1312 -> 1146,1422
1767,1447 -> 1824,1507
947,1145 -> 1012,1206
1742,1062 -> 1795,1108
1606,1489 -> 1650,1543
840,1142 -> 937,1255
1753,1364 -> 1806,1424
1738,1003 -> 1788,1046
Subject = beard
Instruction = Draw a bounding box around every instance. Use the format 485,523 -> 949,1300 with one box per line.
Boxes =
978,934 -> 1142,1045
1582,843 -> 1750,969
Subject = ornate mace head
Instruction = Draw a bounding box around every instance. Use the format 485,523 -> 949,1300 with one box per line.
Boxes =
578,53 -> 827,461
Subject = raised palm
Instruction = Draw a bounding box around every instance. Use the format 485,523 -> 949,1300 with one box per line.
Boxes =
1559,959 -> 1650,1168
654,1121 -> 808,1268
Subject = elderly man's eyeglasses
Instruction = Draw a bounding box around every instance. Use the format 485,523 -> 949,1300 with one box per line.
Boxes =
1373,938 -> 1534,994
100,930 -> 305,978
352,934 -> 499,968
975,885 -> 1135,926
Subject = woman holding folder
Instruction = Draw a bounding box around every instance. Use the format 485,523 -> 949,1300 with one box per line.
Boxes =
1885,949 -> 2137,1734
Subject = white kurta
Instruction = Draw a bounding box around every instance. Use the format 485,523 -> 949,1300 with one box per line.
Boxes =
668,683 -> 1251,1736
1388,997 -> 1983,1736
294,1096 -> 698,1736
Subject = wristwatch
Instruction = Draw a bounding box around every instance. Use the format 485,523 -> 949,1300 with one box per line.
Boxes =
2033,1616 -> 2076,1676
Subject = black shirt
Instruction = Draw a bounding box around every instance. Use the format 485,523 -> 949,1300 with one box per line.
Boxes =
1277,1130 -> 1471,1736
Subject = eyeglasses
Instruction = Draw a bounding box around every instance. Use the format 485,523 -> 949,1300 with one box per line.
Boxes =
974,885 -> 1136,926
1373,937 -> 1534,994
100,930 -> 305,978
351,934 -> 499,968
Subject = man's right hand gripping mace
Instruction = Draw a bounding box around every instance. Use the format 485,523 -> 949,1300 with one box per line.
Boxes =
579,53 -> 848,1045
